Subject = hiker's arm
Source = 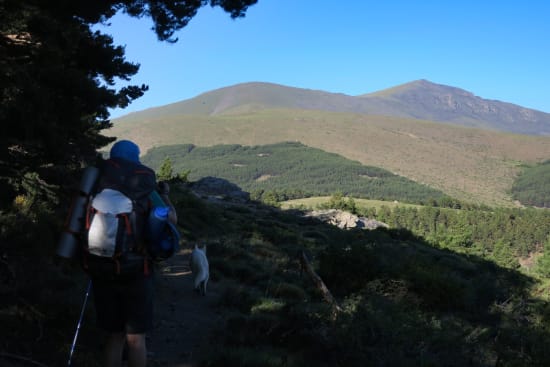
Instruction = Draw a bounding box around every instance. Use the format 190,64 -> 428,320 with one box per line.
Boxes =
162,194 -> 177,224
158,182 -> 178,224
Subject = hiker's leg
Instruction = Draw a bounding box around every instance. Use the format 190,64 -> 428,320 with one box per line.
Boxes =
105,332 -> 125,367
126,333 -> 147,367
123,272 -> 153,367
94,279 -> 126,367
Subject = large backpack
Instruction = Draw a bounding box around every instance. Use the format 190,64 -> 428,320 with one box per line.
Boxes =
83,158 -> 156,278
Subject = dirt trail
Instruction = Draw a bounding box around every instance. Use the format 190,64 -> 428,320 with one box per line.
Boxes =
148,249 -> 220,367
0,250 -> 219,367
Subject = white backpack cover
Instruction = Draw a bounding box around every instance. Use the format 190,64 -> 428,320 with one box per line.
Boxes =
87,189 -> 133,257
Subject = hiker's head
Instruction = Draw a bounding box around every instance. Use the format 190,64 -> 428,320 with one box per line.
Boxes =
110,140 -> 140,163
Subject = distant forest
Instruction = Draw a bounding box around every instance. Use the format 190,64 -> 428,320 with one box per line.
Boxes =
142,142 -> 447,204
368,204 -> 550,268
511,160 -> 550,207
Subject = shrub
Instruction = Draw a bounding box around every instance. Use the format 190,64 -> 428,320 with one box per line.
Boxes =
268,282 -> 307,301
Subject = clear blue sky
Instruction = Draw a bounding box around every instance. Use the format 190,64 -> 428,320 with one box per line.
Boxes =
100,0 -> 550,118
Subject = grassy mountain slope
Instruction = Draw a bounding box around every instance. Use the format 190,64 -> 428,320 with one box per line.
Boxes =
116,82 -> 389,120
141,142 -> 446,203
108,108 -> 550,206
117,80 -> 550,135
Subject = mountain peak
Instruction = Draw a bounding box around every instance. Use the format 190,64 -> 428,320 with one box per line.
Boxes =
358,79 -> 550,134
365,79 -> 474,99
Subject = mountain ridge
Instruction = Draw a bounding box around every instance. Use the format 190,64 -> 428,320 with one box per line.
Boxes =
116,80 -> 550,135
362,79 -> 550,133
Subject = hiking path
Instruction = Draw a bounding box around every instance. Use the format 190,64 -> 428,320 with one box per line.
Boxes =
148,248 -> 221,367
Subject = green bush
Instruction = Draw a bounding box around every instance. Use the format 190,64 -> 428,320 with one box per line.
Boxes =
319,243 -> 377,295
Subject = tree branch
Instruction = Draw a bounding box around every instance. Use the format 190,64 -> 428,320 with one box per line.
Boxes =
299,251 -> 342,319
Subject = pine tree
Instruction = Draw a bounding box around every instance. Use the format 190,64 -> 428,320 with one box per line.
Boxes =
158,157 -> 174,181
0,0 -> 258,209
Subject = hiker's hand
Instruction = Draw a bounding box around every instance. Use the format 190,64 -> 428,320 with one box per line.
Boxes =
158,181 -> 170,195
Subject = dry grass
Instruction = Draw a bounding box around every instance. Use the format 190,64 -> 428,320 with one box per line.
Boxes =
109,109 -> 550,206
281,196 -> 421,210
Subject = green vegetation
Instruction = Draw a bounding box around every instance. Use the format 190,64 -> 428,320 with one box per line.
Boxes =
176,183 -> 550,366
511,160 -> 550,207
3,3 -> 550,365
142,142 -> 446,204
365,204 -> 550,268
0,2 -> 256,365
285,193 -> 550,269
3,172 -> 550,366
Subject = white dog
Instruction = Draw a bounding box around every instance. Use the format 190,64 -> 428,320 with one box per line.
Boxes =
189,244 -> 209,295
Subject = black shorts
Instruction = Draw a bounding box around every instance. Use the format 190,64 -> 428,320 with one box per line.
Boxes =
91,274 -> 154,334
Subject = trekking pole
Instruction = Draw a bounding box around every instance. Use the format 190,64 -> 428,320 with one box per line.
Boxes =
67,280 -> 92,367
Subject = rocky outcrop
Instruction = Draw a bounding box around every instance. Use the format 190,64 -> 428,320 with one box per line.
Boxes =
304,209 -> 389,230
190,176 -> 250,202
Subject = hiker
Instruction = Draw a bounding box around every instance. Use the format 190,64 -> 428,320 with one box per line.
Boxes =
88,140 -> 177,367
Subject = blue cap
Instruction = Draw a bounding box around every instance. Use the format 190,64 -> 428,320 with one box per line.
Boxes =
110,140 -> 140,163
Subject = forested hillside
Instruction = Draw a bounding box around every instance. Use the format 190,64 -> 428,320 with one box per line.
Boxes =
141,142 -> 447,204
360,200 -> 549,268
511,160 -> 550,207
110,108 -> 550,207
286,194 -> 550,267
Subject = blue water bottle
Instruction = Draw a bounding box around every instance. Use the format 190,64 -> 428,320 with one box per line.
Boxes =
148,206 -> 170,242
